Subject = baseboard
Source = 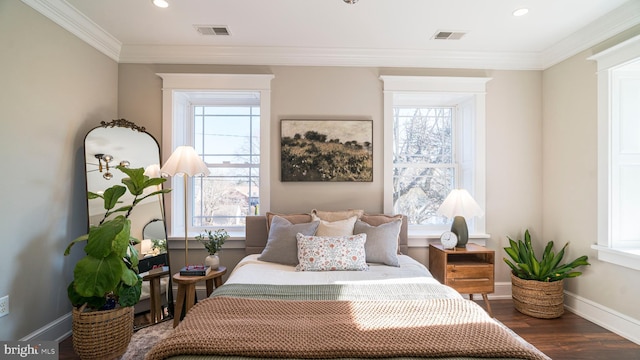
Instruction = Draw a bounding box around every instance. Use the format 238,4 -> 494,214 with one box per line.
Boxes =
489,281 -> 513,299
464,281 -> 512,300
564,291 -> 640,345
20,312 -> 72,342
485,283 -> 640,345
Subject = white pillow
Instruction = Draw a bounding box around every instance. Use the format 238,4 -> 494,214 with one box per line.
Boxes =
295,233 -> 368,271
311,214 -> 358,236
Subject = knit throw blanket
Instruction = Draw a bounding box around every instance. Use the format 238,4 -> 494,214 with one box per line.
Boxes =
145,289 -> 548,360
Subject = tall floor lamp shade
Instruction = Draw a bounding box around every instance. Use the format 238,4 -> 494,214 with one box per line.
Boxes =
437,189 -> 484,248
160,146 -> 210,267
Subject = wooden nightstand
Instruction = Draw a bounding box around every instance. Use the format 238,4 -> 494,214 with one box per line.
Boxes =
172,266 -> 227,328
429,243 -> 495,316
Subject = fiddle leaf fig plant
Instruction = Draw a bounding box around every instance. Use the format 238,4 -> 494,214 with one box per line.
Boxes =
65,166 -> 171,310
503,229 -> 590,282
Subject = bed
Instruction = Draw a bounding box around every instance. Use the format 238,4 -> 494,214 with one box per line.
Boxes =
146,212 -> 550,360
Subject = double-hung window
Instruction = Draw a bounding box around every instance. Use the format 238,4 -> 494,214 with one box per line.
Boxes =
381,76 -> 490,237
158,73 -> 274,237
591,35 -> 640,270
392,105 -> 456,226
192,103 -> 260,228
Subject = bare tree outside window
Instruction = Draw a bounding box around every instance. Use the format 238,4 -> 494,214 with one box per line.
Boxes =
393,107 -> 455,225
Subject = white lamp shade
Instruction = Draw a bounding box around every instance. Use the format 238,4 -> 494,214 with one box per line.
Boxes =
144,163 -> 161,178
160,146 -> 210,177
140,239 -> 153,255
437,189 -> 484,219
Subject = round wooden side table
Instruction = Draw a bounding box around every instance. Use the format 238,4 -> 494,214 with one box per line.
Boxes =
172,266 -> 227,328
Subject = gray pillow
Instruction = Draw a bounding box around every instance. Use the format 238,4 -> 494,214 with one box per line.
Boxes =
258,215 -> 320,266
353,218 -> 401,267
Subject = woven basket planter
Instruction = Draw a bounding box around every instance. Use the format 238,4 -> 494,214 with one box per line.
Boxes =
511,273 -> 565,319
72,305 -> 134,360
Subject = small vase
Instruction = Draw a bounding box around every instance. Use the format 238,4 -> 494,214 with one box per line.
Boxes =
205,254 -> 220,269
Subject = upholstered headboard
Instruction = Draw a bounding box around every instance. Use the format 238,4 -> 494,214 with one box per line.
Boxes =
245,215 -> 409,255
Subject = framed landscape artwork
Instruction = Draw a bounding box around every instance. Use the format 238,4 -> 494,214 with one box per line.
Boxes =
280,119 -> 373,182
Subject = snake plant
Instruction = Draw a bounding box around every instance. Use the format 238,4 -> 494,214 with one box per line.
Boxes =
504,229 -> 590,282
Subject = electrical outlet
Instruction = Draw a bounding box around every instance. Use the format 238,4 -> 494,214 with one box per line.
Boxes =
0,295 -> 8,318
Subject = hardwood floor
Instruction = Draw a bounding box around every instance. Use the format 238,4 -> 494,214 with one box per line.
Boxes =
59,299 -> 640,360
480,300 -> 640,360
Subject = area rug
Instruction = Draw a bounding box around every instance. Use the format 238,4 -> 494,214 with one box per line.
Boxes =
121,320 -> 173,360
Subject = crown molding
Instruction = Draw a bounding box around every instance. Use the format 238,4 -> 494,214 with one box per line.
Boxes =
22,0 -> 640,70
119,45 -> 543,70
541,1 -> 640,69
20,0 -> 121,62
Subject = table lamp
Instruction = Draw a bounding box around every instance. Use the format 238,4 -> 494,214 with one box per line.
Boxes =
437,189 -> 484,248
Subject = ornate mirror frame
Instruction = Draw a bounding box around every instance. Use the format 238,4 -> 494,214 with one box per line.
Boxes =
83,119 -> 173,325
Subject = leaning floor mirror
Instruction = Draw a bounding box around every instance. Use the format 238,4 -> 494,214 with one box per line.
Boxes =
84,119 -> 173,328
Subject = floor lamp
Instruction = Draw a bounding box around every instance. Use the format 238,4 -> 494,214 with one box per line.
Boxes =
160,146 -> 210,270
437,189 -> 484,248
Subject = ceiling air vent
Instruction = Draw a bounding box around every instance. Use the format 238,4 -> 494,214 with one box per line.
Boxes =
195,25 -> 231,36
432,30 -> 466,40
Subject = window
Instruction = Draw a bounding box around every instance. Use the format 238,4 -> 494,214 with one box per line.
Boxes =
393,104 -> 455,227
158,73 -> 274,237
192,102 -> 260,228
380,76 -> 490,236
591,35 -> 640,270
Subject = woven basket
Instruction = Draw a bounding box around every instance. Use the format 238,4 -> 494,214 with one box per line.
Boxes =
511,273 -> 564,319
72,305 -> 134,360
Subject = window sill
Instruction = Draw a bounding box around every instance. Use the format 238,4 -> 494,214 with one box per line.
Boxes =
591,245 -> 640,271
168,230 -> 247,250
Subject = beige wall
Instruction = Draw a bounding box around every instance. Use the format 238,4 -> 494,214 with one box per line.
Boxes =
485,71 -> 543,280
0,1 -> 118,340
543,40 -> 640,319
118,64 -> 543,284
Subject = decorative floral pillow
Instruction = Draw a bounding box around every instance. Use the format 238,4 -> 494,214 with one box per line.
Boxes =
295,233 -> 368,271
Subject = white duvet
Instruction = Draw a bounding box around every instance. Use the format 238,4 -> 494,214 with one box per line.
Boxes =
225,254 -> 445,286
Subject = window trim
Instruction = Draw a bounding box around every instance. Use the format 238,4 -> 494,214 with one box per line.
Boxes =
590,34 -> 640,270
380,75 -> 491,237
157,73 -> 274,238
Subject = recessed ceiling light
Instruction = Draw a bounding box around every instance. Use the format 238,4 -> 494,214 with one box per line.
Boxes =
513,8 -> 529,16
152,0 -> 169,8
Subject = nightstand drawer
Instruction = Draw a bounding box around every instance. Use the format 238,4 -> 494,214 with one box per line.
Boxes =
447,265 -> 493,279
448,278 -> 494,294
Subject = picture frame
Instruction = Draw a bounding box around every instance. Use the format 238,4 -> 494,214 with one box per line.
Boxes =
280,119 -> 373,182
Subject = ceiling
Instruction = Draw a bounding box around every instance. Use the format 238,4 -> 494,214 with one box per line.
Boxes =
24,0 -> 640,70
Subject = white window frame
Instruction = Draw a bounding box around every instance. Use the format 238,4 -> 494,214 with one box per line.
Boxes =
380,76 -> 490,242
158,73 -> 274,239
590,35 -> 640,271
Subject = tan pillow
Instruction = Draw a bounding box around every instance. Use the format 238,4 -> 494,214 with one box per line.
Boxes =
310,209 -> 364,222
265,212 -> 312,232
311,214 -> 358,237
360,213 -> 403,226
